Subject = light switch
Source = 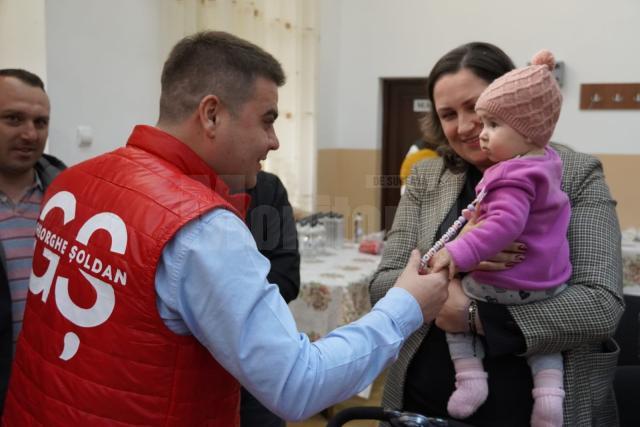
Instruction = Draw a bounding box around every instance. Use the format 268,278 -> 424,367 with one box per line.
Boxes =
76,125 -> 93,146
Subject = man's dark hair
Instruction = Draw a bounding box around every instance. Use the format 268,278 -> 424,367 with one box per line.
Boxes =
0,69 -> 45,90
159,31 -> 286,123
420,42 -> 515,172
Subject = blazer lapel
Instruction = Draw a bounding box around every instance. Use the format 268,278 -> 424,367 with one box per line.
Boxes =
418,166 -> 467,252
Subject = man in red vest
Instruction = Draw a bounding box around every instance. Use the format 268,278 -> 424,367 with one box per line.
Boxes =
2,32 -> 448,426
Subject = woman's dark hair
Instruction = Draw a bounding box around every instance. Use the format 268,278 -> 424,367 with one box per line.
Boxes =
420,42 -> 515,172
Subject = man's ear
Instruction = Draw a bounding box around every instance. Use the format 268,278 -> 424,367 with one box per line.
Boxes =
198,95 -> 221,139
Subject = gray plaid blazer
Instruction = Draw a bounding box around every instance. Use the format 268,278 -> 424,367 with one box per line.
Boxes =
370,145 -> 624,426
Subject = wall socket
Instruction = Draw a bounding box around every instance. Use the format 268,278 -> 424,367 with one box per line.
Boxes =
580,83 -> 640,110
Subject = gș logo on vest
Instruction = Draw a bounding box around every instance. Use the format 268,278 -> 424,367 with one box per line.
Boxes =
29,191 -> 128,361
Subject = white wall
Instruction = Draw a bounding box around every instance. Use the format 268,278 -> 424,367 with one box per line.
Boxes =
6,0 -> 638,162
317,0 -> 640,154
45,0 -> 166,165
0,0 -> 47,80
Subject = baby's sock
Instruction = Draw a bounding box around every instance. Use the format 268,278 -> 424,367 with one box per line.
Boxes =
531,369 -> 564,427
447,357 -> 488,419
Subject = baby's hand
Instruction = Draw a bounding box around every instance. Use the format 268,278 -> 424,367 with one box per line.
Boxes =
430,248 -> 458,279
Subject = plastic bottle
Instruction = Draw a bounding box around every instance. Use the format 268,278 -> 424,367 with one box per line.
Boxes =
354,212 -> 363,243
296,219 -> 311,259
319,212 -> 333,249
335,213 -> 345,248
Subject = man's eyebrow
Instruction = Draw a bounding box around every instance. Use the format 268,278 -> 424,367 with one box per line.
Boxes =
0,110 -> 50,124
0,109 -> 24,115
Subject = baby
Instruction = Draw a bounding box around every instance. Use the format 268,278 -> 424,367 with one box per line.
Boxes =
430,50 -> 569,427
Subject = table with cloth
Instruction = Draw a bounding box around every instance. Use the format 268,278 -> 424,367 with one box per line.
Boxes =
616,239 -> 640,426
289,242 -> 382,342
288,242 -> 382,402
289,239 -> 640,333
623,240 -> 640,296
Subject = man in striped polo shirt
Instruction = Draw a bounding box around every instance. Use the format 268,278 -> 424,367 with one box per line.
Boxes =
0,69 -> 65,415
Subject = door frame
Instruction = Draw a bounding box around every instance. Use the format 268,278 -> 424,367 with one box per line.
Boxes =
380,78 -> 429,232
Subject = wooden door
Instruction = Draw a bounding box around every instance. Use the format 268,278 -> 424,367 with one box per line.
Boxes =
380,78 -> 429,232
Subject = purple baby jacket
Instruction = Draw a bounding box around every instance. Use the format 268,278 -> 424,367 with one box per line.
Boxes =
446,147 -> 572,290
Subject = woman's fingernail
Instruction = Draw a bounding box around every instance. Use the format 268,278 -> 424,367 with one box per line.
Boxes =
518,244 -> 527,251
516,255 -> 525,261
505,262 -> 515,267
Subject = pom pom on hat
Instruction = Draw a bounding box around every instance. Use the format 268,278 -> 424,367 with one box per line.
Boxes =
475,49 -> 562,147
531,49 -> 556,71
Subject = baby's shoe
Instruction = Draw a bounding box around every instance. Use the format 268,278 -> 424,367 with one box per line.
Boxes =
530,387 -> 565,427
447,371 -> 488,419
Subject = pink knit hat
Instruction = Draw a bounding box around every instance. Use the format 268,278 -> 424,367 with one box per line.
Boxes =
475,50 -> 562,147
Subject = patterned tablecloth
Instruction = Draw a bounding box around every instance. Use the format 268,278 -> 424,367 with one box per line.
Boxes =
289,243 -> 382,341
288,239 -> 640,333
623,241 -> 640,296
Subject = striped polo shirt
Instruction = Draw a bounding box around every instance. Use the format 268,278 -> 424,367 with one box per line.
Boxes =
0,174 -> 43,350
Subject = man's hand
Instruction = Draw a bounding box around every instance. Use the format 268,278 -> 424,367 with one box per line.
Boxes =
394,249 -> 449,323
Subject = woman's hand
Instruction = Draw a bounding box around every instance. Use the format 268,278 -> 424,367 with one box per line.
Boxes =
434,278 -> 484,335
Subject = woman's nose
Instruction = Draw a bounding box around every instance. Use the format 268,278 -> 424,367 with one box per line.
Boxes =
458,112 -> 478,135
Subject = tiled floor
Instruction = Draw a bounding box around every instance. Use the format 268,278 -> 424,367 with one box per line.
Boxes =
287,373 -> 385,427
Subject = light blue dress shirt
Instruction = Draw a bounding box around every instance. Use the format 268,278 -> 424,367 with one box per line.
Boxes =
155,208 -> 422,421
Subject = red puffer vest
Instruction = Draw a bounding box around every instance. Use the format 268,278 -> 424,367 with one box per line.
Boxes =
3,126 -> 249,426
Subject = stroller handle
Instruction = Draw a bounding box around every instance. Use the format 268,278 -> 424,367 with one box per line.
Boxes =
326,405 -> 453,426
325,406 -> 398,426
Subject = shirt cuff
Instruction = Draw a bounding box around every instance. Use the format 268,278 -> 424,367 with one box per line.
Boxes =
372,287 -> 423,337
478,301 -> 527,356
